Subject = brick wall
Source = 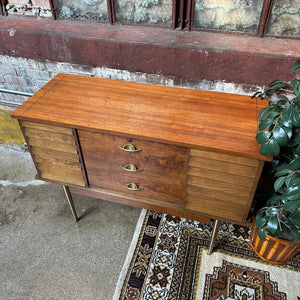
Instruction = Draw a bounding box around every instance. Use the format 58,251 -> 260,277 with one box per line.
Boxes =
0,54 -> 262,110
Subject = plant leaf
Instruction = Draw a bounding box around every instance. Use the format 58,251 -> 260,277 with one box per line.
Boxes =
295,145 -> 300,155
281,186 -> 300,202
266,88 -> 279,97
266,195 -> 281,206
291,226 -> 300,242
269,80 -> 287,87
259,118 -> 274,131
259,143 -> 272,156
280,106 -> 293,127
285,184 -> 300,195
277,95 -> 289,103
258,228 -> 267,241
268,138 -> 280,156
296,97 -> 300,108
259,106 -> 272,121
285,177 -> 300,187
267,216 -> 279,234
283,127 -> 293,140
291,59 -> 300,73
291,108 -> 300,127
289,157 -> 300,170
275,164 -> 290,177
273,125 -> 288,145
274,176 -> 286,192
256,131 -> 271,144
256,216 -> 267,228
252,91 -> 266,99
291,79 -> 300,96
289,210 -> 300,226
283,199 -> 300,212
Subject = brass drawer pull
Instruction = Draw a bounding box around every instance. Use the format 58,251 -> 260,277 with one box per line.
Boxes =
121,164 -> 143,172
119,144 -> 142,152
124,183 -> 143,191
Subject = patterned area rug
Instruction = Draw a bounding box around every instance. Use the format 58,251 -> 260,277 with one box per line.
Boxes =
114,210 -> 300,300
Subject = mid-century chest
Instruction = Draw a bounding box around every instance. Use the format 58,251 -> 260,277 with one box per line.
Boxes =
12,73 -> 270,253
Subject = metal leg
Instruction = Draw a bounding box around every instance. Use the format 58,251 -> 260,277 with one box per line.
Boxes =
207,219 -> 220,255
63,185 -> 79,222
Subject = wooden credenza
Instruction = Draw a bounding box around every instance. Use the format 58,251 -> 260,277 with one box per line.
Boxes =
12,73 -> 270,250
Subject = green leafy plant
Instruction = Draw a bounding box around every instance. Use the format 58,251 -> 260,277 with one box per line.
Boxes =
252,59 -> 300,242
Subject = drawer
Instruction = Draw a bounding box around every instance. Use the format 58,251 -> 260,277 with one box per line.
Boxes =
78,130 -> 189,204
21,121 -> 85,187
186,149 -> 262,222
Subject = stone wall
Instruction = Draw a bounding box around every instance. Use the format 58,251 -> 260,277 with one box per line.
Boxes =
5,0 -> 52,17
55,0 -> 108,21
3,0 -> 300,38
193,0 -> 263,33
267,1 -> 300,38
114,0 -> 172,25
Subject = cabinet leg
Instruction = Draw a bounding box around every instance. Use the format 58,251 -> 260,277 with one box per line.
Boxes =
207,219 -> 220,255
63,185 -> 79,222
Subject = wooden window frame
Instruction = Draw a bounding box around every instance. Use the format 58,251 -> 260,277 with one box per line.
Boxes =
44,0 -> 274,37
0,0 -> 7,16
257,0 -> 274,37
173,0 -> 194,30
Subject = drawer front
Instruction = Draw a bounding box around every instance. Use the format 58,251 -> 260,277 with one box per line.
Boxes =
21,121 -> 85,187
186,149 -> 262,222
78,130 -> 188,204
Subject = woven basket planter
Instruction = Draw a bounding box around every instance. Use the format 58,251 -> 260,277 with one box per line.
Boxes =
250,220 -> 300,265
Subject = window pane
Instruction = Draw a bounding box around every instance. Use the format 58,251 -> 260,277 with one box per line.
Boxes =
193,0 -> 264,33
55,0 -> 108,21
266,1 -> 300,38
114,0 -> 172,26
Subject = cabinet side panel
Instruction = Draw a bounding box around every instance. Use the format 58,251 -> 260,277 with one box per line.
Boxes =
20,121 -> 85,187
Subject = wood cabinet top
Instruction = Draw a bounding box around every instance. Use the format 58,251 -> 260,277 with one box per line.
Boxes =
12,73 -> 269,161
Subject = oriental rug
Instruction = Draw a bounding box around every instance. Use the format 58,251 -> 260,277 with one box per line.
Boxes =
113,210 -> 300,300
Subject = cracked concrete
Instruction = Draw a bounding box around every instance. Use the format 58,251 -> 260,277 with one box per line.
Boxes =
0,145 -> 141,299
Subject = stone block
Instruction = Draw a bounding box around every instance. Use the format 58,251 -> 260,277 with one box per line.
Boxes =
0,65 -> 17,76
115,0 -> 172,26
32,0 -> 50,6
25,58 -> 47,70
3,74 -> 20,85
193,0 -> 263,33
6,0 -> 51,17
267,1 -> 300,37
16,68 -> 51,81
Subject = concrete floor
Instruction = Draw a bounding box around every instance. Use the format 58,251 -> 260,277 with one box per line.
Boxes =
0,144 -> 141,299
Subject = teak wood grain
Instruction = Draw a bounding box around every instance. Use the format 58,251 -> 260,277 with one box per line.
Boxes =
12,73 -> 270,161
21,120 -> 74,135
20,121 -> 85,187
78,130 -> 188,204
186,149 -> 263,222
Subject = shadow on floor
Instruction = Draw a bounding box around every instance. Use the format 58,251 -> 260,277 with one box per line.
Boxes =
0,145 -> 141,299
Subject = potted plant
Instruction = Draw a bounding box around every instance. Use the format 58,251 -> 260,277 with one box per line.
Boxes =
250,59 -> 300,264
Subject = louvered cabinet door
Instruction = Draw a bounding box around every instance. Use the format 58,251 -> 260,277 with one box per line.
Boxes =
186,149 -> 264,223
20,121 -> 86,187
